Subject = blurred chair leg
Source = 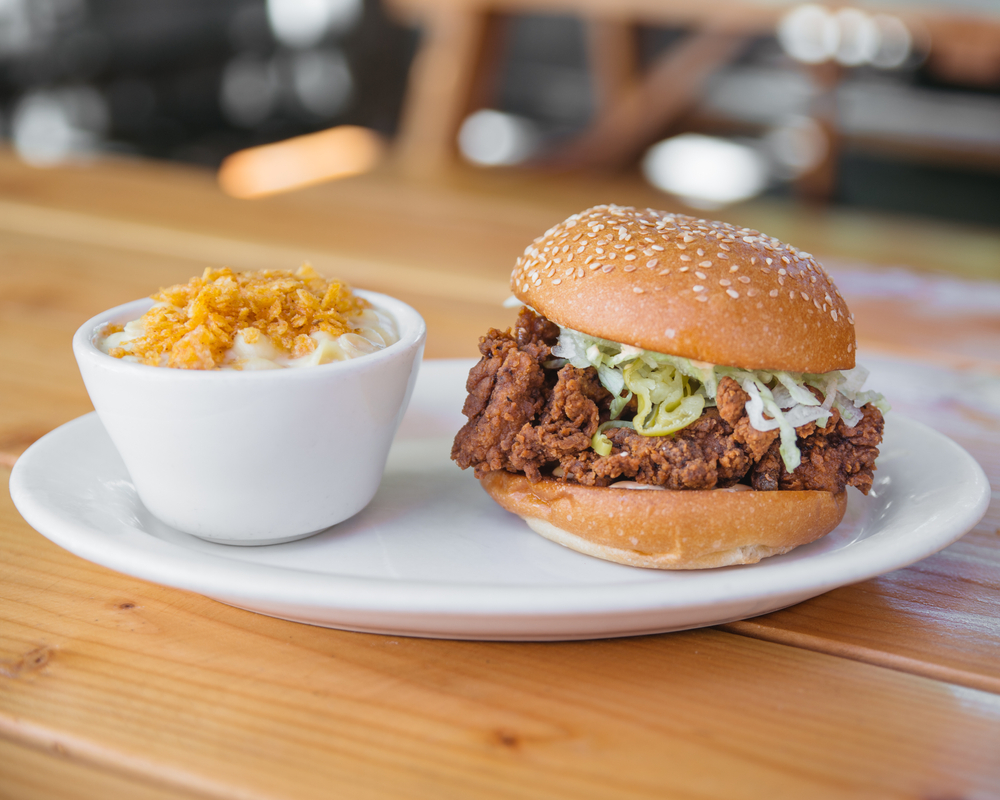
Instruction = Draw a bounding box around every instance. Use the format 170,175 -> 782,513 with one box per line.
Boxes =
550,26 -> 748,171
796,62 -> 842,204
393,9 -> 506,177
586,18 -> 640,116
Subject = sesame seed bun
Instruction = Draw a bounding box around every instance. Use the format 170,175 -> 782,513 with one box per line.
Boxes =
480,471 -> 848,570
512,205 -> 856,373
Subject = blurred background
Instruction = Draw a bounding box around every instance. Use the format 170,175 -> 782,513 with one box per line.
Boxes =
0,0 -> 998,226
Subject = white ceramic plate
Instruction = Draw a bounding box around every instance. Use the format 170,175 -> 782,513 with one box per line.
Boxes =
9,360 -> 990,641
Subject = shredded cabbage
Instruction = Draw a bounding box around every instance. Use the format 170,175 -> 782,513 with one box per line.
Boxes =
550,324 -> 889,472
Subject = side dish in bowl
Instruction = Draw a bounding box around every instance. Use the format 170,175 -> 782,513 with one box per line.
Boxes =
74,265 -> 426,545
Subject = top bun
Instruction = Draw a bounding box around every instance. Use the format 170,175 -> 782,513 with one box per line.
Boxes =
511,205 -> 856,373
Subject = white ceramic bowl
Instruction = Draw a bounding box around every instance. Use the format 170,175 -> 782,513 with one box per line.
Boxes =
73,290 -> 426,545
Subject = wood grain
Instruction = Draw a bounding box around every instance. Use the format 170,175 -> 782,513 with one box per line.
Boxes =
0,735 -> 207,800
2,484 -> 1000,800
0,150 -> 998,282
3,148 -> 1000,798
2,149 -> 1000,691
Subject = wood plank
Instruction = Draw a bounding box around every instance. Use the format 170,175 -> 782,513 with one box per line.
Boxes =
0,149 -> 997,282
2,149 -> 1000,699
0,735 -> 207,800
2,484 -> 1000,799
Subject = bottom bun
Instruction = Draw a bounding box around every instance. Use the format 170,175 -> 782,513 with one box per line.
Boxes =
479,472 -> 848,570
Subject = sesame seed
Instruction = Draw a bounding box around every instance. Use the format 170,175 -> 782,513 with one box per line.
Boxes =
679,267 -> 689,272
831,309 -> 838,321
697,248 -> 705,256
679,255 -> 691,262
596,247 -> 604,254
633,287 -> 644,293
782,256 -> 791,265
624,254 -> 636,261
552,279 -> 562,285
699,261 -> 712,268
800,292 -> 809,301
589,263 -> 601,270
693,285 -> 705,292
652,245 -> 664,251
624,264 -> 637,272
717,253 -> 729,259
747,288 -> 758,297
719,243 -> 730,251
658,269 -> 671,275
576,267 -> 585,278
750,257 -> 757,265
564,267 -> 574,276
726,289 -> 739,299
813,298 -> 821,309
766,258 -> 773,265
609,253 -> 617,259
602,264 -> 615,273
522,283 -> 529,292
696,295 -> 708,303
730,266 -> 739,273
719,279 -> 732,286
789,291 -> 796,300
695,271 -> 706,279
769,289 -> 779,297
738,276 -> 751,284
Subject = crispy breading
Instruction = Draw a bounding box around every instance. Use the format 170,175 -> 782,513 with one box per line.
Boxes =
107,265 -> 369,370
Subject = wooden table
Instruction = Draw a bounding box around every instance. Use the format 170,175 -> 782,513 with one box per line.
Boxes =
2,149 -> 999,798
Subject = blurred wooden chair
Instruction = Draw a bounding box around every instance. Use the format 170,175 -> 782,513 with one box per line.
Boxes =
384,0 -> 778,176
385,0 -> 1000,200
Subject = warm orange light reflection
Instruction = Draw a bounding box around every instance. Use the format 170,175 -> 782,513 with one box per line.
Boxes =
218,125 -> 384,199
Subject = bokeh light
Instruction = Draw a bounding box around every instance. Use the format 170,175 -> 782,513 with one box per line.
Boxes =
266,0 -> 361,49
778,5 -> 840,65
13,87 -> 108,165
218,124 -> 383,198
642,134 -> 769,209
458,109 -> 540,166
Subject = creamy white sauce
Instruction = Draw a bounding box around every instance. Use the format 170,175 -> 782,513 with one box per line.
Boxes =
99,306 -> 398,369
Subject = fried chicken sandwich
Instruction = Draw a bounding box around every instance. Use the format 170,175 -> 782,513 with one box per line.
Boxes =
451,205 -> 887,569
